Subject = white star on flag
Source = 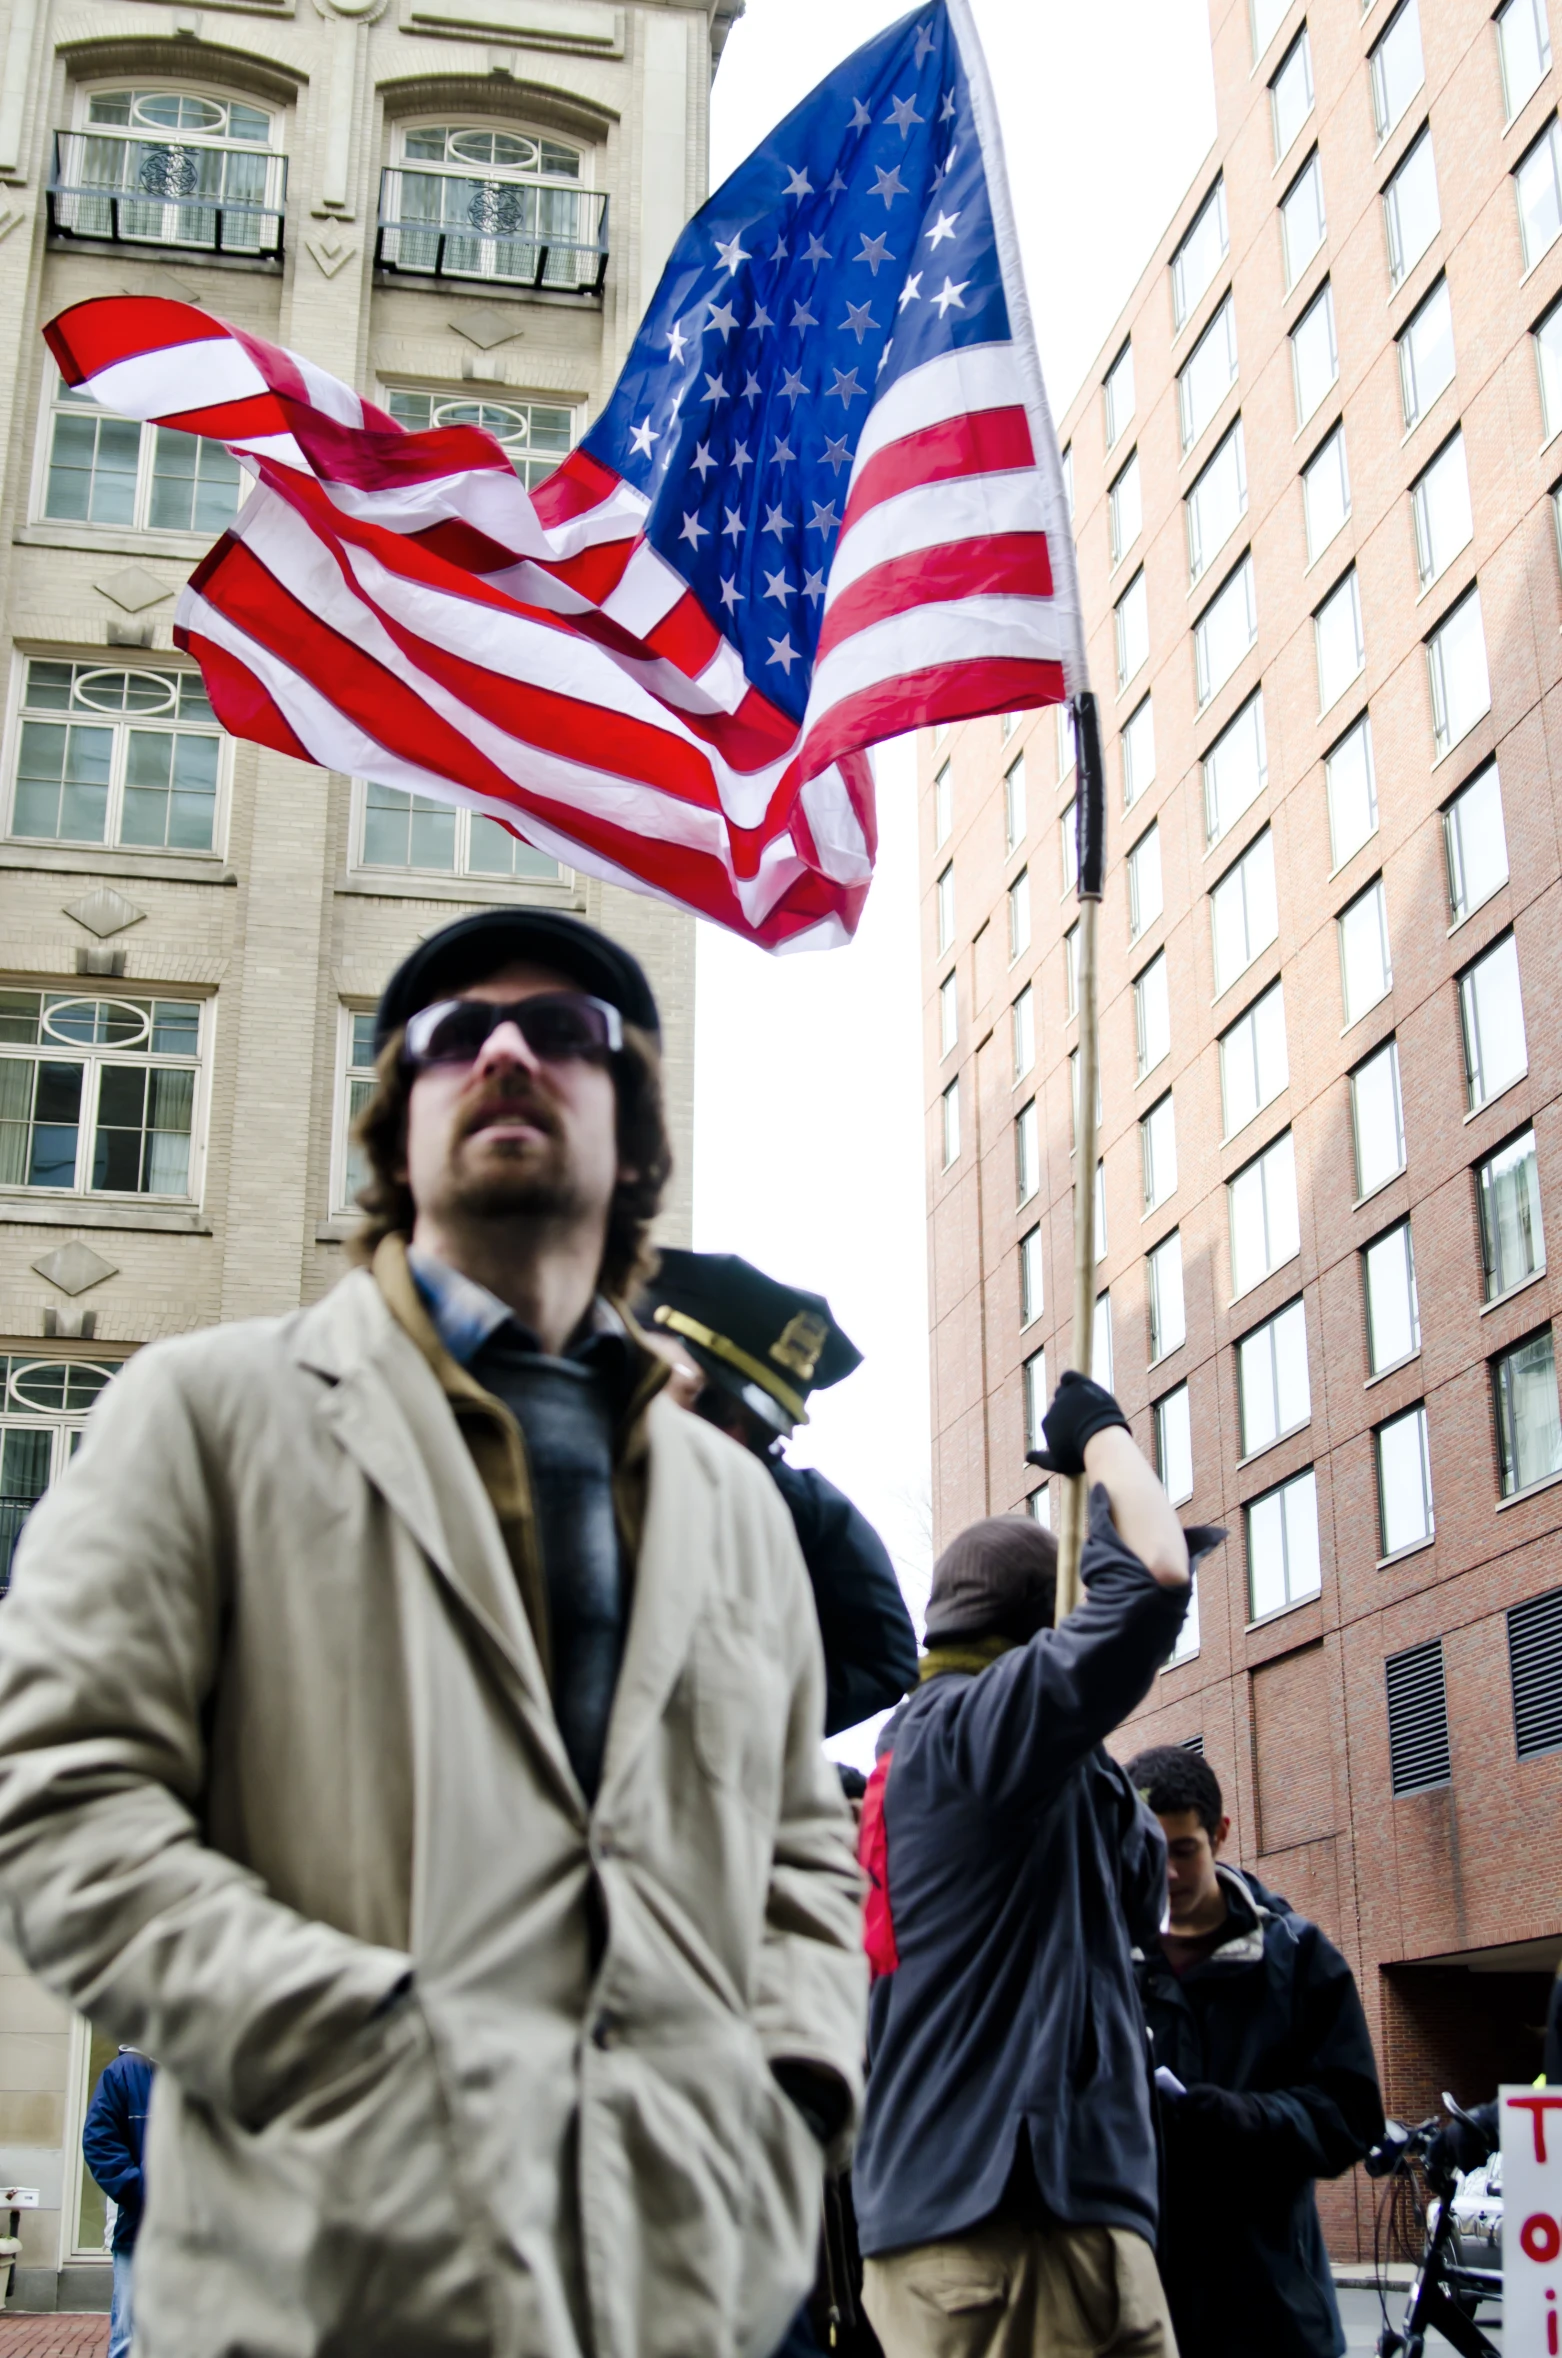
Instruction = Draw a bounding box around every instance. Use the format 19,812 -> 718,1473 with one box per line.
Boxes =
784,166 -> 813,198
887,93 -> 924,135
854,232 -> 894,275
679,511 -> 709,548
840,300 -> 877,344
932,276 -> 968,316
871,166 -> 908,208
714,232 -> 750,275
666,321 -> 687,363
763,568 -> 794,603
690,441 -> 716,479
849,97 -> 872,129
706,299 -> 739,339
927,210 -> 960,247
767,635 -> 799,674
898,272 -> 923,310
629,417 -> 659,457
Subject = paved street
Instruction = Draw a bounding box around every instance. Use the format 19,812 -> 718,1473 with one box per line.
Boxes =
1339,2283 -> 1502,2351
0,2324 -> 106,2357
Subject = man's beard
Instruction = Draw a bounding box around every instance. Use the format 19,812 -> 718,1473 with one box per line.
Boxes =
438,1081 -> 595,1227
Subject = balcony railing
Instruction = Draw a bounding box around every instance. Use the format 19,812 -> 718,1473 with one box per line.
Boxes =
48,129 -> 287,258
376,167 -> 608,293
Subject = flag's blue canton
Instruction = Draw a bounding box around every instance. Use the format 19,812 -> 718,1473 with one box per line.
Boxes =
584,0 -> 1009,726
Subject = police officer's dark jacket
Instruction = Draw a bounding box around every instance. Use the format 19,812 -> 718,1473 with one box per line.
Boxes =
852,1488 -> 1188,2258
768,1458 -> 917,1736
1135,1865 -> 1384,2358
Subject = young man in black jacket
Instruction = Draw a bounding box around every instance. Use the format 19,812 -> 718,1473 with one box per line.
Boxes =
1126,1746 -> 1385,2358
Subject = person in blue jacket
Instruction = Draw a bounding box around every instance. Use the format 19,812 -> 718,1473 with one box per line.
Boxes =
639,1249 -> 918,1735
853,1372 -> 1223,2358
82,2046 -> 152,2358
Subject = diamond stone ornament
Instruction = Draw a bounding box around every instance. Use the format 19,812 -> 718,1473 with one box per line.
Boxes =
32,1243 -> 119,1297
450,305 -> 523,351
96,565 -> 173,614
64,887 -> 145,938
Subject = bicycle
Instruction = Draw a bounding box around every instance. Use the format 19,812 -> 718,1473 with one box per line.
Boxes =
1364,2108 -> 1502,2357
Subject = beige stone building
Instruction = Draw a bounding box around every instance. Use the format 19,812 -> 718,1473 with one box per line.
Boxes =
0,0 -> 729,2303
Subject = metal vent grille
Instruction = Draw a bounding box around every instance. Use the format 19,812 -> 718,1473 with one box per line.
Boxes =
1179,1732 -> 1204,1755
1385,1639 -> 1451,1795
1509,1587 -> 1562,1761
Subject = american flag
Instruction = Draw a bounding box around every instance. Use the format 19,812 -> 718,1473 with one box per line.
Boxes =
43,0 -> 1085,949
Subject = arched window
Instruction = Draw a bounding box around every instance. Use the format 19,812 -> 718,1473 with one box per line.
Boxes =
379,120 -> 606,291
383,388 -> 573,491
51,85 -> 286,256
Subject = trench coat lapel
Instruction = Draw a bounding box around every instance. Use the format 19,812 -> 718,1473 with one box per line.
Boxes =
294,1275 -> 580,1807
597,1396 -> 717,1801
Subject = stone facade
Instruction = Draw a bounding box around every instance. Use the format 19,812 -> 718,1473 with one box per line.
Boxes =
921,0 -> 1562,2258
0,0 -> 730,2301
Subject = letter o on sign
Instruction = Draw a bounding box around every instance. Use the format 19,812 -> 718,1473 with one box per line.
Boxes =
1522,2213 -> 1562,2263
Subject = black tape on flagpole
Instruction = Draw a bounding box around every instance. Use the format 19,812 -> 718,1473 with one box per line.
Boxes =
1073,692 -> 1105,902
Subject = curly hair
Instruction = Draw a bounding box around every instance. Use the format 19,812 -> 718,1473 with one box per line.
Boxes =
346,1020 -> 672,1304
1123,1744 -> 1224,1836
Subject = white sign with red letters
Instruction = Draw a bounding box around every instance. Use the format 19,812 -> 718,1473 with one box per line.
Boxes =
1502,2085 -> 1562,2352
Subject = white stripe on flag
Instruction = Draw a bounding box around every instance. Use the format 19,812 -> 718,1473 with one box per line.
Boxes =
84,338 -> 269,420
806,592 -> 1069,715
828,471 -> 1051,602
850,342 -> 1029,474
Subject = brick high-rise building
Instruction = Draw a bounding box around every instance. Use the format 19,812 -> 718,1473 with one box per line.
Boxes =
0,0 -> 729,2303
922,0 -> 1562,2247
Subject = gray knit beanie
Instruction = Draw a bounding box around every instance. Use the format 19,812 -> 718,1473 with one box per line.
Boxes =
924,1513 -> 1058,1645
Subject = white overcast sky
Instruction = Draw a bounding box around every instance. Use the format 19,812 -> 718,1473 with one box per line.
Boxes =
694,0 -> 1217,1722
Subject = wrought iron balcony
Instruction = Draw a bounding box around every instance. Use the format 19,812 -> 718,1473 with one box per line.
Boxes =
48,129 -> 287,258
376,167 -> 608,293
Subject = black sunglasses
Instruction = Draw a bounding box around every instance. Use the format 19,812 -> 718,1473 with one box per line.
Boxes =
403,991 -> 624,1072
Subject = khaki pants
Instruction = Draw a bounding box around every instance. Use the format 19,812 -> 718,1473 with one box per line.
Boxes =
862,2218 -> 1178,2358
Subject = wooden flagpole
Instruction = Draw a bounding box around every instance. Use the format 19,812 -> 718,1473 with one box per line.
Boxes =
1055,694 -> 1106,1623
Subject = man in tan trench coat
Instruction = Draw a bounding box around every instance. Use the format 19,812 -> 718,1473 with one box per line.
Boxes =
0,909 -> 867,2358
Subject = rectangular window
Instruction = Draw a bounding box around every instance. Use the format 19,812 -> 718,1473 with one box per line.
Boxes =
937,862 -> 955,953
359,780 -> 562,884
1379,1406 -> 1435,1555
0,990 -> 201,1199
1384,128 -> 1440,288
1478,1128 -> 1545,1300
1247,1467 -> 1322,1619
1229,1129 -> 1300,1297
1170,1584 -> 1202,1667
1292,281 -> 1339,427
1122,696 -> 1155,808
1371,0 -> 1425,139
1194,553 -> 1257,708
1023,1348 -> 1048,1452
1412,431 -> 1473,591
1203,692 -> 1269,849
42,377 -> 245,535
1012,984 -> 1036,1081
1252,0 -> 1291,60
1364,1219 -> 1421,1373
1238,1296 -> 1311,1457
1017,1098 -> 1040,1203
1272,27 -> 1315,161
1104,342 -> 1135,450
1499,0 -> 1553,119
934,759 -> 953,847
1064,922 -> 1080,1018
1509,1585 -> 1562,1756
941,1076 -> 961,1167
1460,931 -> 1528,1109
1315,568 -> 1365,712
1172,176 -> 1229,329
383,389 -> 573,492
1516,117 -> 1562,269
1109,451 -> 1142,565
1115,568 -> 1150,692
1093,1290 -> 1114,1389
1004,754 -> 1027,853
939,971 -> 958,1057
1327,713 -> 1379,868
1339,876 -> 1393,1026
1187,419 -> 1248,584
1135,951 -> 1171,1080
1094,1156 -> 1108,1259
0,1356 -> 117,1593
1445,762 -> 1509,923
1156,1382 -> 1194,1505
1149,1230 -> 1187,1362
1128,822 -> 1163,940
1008,868 -> 1031,962
329,1006 -> 378,1215
1142,1092 -> 1178,1212
1001,711 -> 1018,743
1427,587 -> 1490,757
1303,424 -> 1351,564
1026,1483 -> 1052,1528
1061,799 -> 1079,896
1020,1224 -> 1044,1325
1179,295 -> 1240,453
1385,1635 -> 1450,1790
1495,1326 -> 1562,1493
9,660 -> 222,854
1281,150 -> 1328,289
1539,297 -> 1562,442
1211,825 -> 1279,994
1400,276 -> 1456,429
1220,979 -> 1289,1138
1352,1038 -> 1407,1196
1061,442 -> 1074,519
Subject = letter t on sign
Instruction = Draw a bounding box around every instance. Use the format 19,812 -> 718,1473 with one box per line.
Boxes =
1505,2086 -> 1562,2347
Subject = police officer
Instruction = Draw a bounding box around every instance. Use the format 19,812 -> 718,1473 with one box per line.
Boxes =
641,1250 -> 917,1737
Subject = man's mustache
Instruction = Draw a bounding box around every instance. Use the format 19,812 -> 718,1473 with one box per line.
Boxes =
455,1077 -> 561,1142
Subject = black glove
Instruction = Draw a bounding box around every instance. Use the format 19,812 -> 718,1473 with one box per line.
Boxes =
1024,1370 -> 1130,1477
1427,2103 -> 1499,2181
1167,2083 -> 1270,2160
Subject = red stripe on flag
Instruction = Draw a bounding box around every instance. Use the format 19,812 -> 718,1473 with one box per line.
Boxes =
175,627 -> 315,764
842,406 -> 1036,533
531,448 -> 626,526
542,537 -> 638,603
44,295 -> 220,386
815,533 -> 1054,663
799,656 -> 1067,783
645,593 -> 723,681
